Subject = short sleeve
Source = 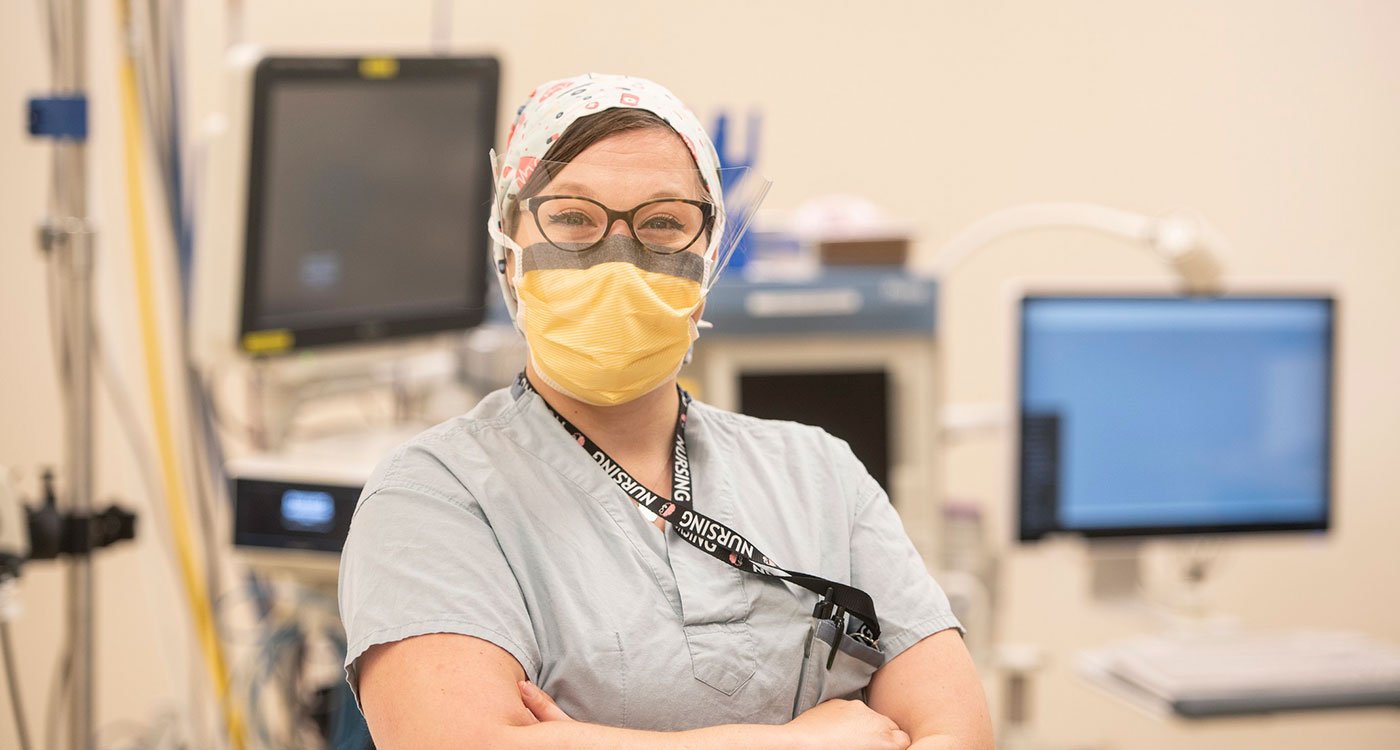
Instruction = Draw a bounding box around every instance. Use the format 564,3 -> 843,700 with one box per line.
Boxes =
338,477 -> 542,702
843,454 -> 964,662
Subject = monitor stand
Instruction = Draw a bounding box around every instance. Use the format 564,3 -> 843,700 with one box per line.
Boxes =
1087,539 -> 1145,603
242,339 -> 465,452
1087,537 -> 1235,631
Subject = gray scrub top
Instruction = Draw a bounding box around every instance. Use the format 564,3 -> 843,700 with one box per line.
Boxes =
338,386 -> 962,730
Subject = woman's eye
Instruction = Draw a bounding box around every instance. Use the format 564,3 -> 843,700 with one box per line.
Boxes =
640,215 -> 685,231
547,211 -> 595,227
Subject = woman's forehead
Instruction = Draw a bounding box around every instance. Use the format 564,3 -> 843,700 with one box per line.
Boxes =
544,130 -> 705,200
574,127 -> 694,167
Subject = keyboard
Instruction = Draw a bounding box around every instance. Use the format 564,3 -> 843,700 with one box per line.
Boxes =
1080,630 -> 1400,717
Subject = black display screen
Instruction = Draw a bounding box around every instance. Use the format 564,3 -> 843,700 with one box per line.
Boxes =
739,370 -> 891,494
233,478 -> 360,552
241,57 -> 498,351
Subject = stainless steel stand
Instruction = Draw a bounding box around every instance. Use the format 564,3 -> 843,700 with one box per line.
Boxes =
38,2 -> 98,748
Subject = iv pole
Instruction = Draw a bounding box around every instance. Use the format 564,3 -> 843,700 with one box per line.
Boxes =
28,3 -> 234,747
33,1 -> 98,748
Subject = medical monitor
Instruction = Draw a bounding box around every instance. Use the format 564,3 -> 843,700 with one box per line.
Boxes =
237,55 -> 498,352
1016,294 -> 1334,541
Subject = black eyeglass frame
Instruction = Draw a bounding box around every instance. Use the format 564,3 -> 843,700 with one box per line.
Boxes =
524,194 -> 716,255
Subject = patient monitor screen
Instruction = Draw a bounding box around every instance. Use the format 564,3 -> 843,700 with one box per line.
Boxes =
242,58 -> 497,349
1017,296 -> 1333,540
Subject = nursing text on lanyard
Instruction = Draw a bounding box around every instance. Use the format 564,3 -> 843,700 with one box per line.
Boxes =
514,372 -> 881,645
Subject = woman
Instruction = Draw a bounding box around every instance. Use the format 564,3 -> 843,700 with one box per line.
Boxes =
339,73 -> 993,750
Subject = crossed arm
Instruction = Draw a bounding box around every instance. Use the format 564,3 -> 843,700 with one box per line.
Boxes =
866,629 -> 994,750
357,627 -> 993,750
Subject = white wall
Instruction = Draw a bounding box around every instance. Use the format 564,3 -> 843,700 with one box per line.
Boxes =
2,1 -> 1397,748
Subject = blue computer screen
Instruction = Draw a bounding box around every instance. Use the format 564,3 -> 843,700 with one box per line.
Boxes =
1018,296 -> 1333,539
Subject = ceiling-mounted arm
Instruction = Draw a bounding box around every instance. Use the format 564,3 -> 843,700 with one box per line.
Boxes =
932,202 -> 1226,295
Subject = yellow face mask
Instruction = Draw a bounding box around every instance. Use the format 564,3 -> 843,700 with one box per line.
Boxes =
515,236 -> 708,406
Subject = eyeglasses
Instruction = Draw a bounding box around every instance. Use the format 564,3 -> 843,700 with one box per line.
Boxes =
524,195 -> 715,255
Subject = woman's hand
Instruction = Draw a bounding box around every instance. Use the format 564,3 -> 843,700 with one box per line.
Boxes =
787,699 -> 911,750
518,680 -> 573,723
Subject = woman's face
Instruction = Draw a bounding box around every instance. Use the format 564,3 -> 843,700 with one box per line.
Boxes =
510,127 -> 710,255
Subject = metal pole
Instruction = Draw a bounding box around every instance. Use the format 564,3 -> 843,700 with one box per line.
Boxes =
47,1 -> 96,748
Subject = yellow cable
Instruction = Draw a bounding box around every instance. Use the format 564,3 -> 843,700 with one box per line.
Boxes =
115,3 -> 246,746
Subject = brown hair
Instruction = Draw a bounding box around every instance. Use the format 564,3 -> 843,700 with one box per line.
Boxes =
505,108 -> 698,236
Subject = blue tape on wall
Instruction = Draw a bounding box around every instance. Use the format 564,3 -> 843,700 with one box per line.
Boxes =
28,96 -> 89,140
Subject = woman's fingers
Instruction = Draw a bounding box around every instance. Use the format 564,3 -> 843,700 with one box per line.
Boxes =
518,680 -> 573,722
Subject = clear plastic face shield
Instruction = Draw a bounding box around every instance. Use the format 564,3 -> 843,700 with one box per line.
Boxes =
491,157 -> 772,297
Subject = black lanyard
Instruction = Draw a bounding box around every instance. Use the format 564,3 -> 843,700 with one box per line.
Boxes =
514,373 -> 881,642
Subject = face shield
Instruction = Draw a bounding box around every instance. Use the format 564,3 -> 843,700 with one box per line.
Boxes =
706,164 -> 773,291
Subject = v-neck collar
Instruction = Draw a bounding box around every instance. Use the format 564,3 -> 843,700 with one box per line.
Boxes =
502,390 -> 749,626
503,390 -> 682,614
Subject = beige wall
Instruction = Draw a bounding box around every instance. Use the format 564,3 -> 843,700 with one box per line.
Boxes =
2,1 -> 1398,748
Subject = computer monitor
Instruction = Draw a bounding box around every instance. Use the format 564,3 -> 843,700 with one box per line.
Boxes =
1016,294 -> 1335,541
196,53 -> 499,358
